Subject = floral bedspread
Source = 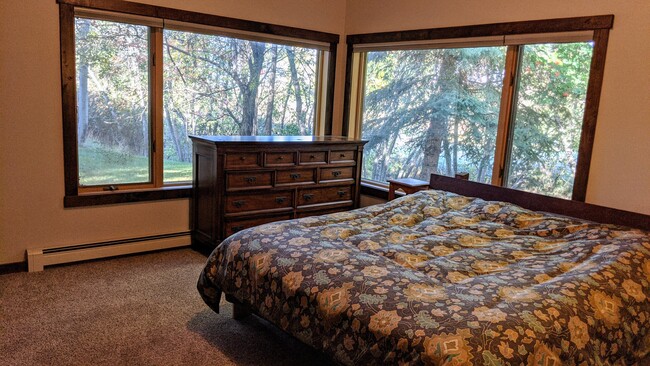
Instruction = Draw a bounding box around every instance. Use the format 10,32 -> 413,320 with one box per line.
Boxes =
198,190 -> 650,365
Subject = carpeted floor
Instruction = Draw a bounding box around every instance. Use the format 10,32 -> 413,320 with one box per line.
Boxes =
0,249 -> 334,365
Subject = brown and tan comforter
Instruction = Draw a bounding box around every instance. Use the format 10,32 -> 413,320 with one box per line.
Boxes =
198,190 -> 650,365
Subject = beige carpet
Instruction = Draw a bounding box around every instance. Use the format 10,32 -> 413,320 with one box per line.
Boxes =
0,248 -> 334,365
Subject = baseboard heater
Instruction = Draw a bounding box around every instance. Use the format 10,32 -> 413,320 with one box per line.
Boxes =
26,232 -> 191,272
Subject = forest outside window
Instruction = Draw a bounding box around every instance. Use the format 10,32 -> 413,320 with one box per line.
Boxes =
60,1 -> 338,206
76,18 -> 152,187
346,16 -> 612,201
162,28 -> 320,182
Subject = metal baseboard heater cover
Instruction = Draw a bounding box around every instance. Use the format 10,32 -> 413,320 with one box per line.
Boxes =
26,232 -> 190,272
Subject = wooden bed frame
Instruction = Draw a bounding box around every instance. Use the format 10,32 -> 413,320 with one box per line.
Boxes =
428,173 -> 650,231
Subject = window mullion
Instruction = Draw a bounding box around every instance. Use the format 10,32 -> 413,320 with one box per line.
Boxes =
314,51 -> 326,136
346,52 -> 367,139
151,27 -> 164,187
491,45 -> 521,187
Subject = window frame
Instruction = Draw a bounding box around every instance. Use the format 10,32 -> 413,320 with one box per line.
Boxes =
344,15 -> 613,202
58,0 -> 339,207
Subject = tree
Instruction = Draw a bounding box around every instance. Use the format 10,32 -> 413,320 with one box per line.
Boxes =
362,47 -> 505,184
360,42 -> 593,198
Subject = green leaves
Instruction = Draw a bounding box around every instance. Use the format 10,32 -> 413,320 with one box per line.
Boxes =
362,47 -> 507,183
361,41 -> 593,199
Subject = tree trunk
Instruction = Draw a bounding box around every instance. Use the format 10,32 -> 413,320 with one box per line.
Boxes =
280,90 -> 290,131
76,19 -> 90,144
453,116 -> 459,174
263,45 -> 278,135
419,53 -> 455,181
141,109 -> 148,156
239,42 -> 266,135
443,139 -> 452,176
372,130 -> 399,182
287,48 -> 306,135
164,104 -> 185,162
419,118 -> 446,180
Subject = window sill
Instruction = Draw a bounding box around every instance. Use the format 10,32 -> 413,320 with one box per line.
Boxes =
360,181 -> 403,200
64,185 -> 192,208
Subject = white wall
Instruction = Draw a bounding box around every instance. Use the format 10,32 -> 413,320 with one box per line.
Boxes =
346,0 -> 650,215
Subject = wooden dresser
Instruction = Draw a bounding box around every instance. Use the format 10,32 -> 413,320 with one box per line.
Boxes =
190,135 -> 367,251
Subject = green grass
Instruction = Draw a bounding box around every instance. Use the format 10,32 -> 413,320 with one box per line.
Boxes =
79,145 -> 192,186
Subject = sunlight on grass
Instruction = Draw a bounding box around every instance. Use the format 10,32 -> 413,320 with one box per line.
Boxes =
79,145 -> 192,186
164,161 -> 192,183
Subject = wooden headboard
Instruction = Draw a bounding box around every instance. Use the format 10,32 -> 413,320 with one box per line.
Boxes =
428,174 -> 650,231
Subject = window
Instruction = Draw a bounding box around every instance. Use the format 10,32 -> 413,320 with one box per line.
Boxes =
360,47 -> 506,185
346,16 -> 612,201
76,18 -> 152,187
59,2 -> 338,206
505,42 -> 593,198
162,29 -> 320,182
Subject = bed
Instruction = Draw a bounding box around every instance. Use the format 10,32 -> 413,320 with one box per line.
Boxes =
197,174 -> 650,365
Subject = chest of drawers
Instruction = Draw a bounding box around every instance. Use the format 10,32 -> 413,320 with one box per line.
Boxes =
190,135 -> 367,251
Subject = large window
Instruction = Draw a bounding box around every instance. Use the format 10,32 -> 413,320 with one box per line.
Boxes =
60,2 -> 337,206
76,18 -> 152,186
505,42 -> 593,198
361,47 -> 506,185
347,16 -> 612,200
162,30 -> 319,182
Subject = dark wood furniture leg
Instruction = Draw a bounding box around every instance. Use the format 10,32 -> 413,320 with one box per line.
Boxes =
232,302 -> 251,320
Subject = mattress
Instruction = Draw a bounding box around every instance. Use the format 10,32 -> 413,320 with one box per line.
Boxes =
198,189 -> 650,365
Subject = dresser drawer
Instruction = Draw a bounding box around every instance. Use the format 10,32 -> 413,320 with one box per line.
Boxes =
225,153 -> 260,169
190,135 -> 366,250
330,150 -> 356,163
296,206 -> 353,218
299,151 -> 327,165
276,169 -> 316,186
225,191 -> 293,214
225,214 -> 292,237
298,185 -> 353,206
265,152 -> 296,167
320,167 -> 355,182
226,171 -> 273,191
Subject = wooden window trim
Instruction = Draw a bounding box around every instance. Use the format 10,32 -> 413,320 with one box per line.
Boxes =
491,45 -> 522,187
59,0 -> 339,207
344,15 -> 613,202
57,0 -> 339,44
572,28 -> 610,201
346,15 -> 613,45
65,186 -> 192,207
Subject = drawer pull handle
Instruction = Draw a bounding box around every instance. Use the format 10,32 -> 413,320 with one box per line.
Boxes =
275,197 -> 286,204
309,155 -> 316,159
231,225 -> 244,233
245,176 -> 257,184
290,173 -> 301,179
332,170 -> 342,177
303,194 -> 314,201
337,190 -> 346,197
277,156 -> 284,160
339,153 -> 346,158
232,200 -> 246,208
239,156 -> 246,161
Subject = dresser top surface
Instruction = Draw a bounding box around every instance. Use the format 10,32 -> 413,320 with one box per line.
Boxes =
190,135 -> 367,145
